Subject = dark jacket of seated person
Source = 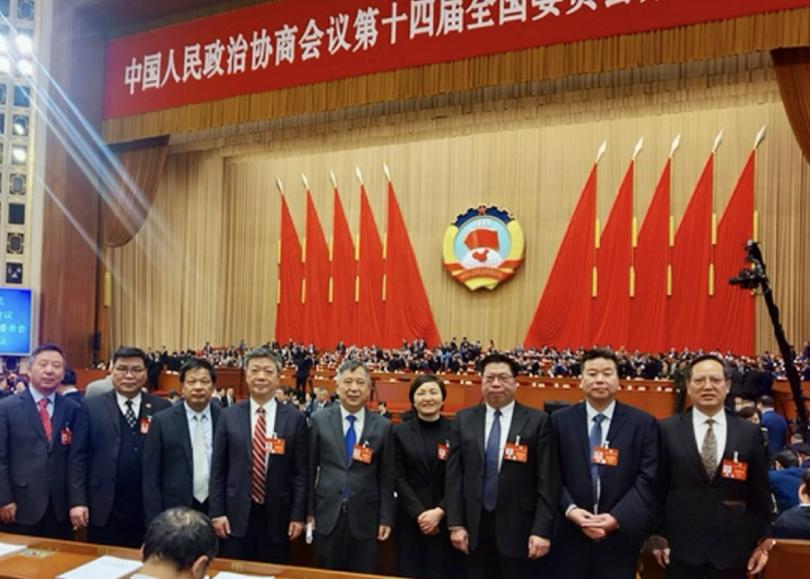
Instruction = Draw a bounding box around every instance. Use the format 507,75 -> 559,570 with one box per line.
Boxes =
768,449 -> 807,514
774,469 -> 810,540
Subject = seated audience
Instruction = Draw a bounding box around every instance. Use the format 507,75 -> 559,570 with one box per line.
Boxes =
774,470 -> 810,539
769,450 -> 806,514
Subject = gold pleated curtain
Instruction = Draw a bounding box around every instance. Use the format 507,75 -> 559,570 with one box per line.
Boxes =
773,46 -> 810,165
104,136 -> 170,247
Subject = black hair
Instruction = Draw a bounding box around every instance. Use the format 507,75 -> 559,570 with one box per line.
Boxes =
477,352 -> 519,378
408,374 -> 447,404
757,395 -> 775,408
112,346 -> 149,368
685,354 -> 730,381
31,343 -> 66,362
581,348 -> 619,372
337,359 -> 371,382
244,347 -> 282,373
142,507 -> 218,572
774,449 -> 799,469
179,357 -> 216,384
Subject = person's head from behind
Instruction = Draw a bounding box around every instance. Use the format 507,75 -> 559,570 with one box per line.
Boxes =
773,449 -> 799,471
141,507 -> 218,579
800,469 -> 810,505
737,406 -> 761,425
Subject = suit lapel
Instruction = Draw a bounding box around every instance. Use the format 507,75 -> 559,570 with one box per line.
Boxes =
678,409 -> 711,483
605,401 -> 629,447
359,409 -> 377,445
50,394 -> 67,448
472,405 -> 486,461
507,403 -> 529,443
572,402 -> 591,465
328,405 -> 347,465
21,390 -> 48,445
238,401 -> 252,465
175,405 -> 193,473
103,390 -> 122,437
274,403 -> 288,439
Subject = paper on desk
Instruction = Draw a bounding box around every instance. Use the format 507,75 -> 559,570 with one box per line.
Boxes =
0,542 -> 27,557
214,572 -> 275,579
56,555 -> 142,579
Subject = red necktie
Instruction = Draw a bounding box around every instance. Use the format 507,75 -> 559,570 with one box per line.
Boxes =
250,407 -> 267,504
37,398 -> 52,441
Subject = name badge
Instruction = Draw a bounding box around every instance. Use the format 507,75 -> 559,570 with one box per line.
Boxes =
592,446 -> 619,467
353,444 -> 373,464
60,427 -> 72,446
720,457 -> 748,481
140,417 -> 152,435
504,437 -> 528,463
437,442 -> 449,461
267,436 -> 286,455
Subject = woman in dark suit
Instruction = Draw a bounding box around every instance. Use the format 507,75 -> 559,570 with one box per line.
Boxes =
393,375 -> 464,578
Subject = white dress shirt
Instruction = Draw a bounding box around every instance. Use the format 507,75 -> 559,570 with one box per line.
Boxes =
340,406 -> 366,440
485,400 -> 515,471
29,388 -> 55,418
692,407 -> 727,467
116,391 -> 142,417
184,403 -> 213,462
250,397 -> 278,444
586,400 -> 616,447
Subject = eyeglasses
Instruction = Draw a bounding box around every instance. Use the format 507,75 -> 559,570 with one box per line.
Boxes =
114,366 -> 146,375
482,374 -> 515,385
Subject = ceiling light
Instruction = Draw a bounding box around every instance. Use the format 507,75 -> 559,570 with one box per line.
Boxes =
11,146 -> 27,164
15,34 -> 33,55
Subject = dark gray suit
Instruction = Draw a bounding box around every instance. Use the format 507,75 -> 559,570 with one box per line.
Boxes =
0,389 -> 83,538
142,401 -> 221,523
308,405 -> 395,572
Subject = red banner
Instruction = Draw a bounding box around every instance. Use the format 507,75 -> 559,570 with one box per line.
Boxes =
103,0 -> 809,119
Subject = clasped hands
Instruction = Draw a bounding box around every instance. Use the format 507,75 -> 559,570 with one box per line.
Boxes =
566,507 -> 618,541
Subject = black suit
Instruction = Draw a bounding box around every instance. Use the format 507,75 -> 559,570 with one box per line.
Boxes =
658,409 -> 771,578
394,416 -> 463,579
0,390 -> 83,539
774,505 -> 810,539
142,402 -> 221,523
551,401 -> 659,579
445,402 -> 559,579
209,400 -> 308,563
71,390 -> 170,547
308,405 -> 396,573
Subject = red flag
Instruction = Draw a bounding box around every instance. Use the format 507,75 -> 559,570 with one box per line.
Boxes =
355,185 -> 385,346
302,191 -> 331,349
274,194 -> 304,344
330,187 -> 357,347
383,180 -> 441,347
668,154 -> 713,350
708,151 -> 756,355
629,159 -> 671,352
524,165 -> 597,349
591,161 -> 634,348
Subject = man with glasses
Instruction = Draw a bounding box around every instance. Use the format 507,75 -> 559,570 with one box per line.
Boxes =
142,358 -> 221,524
71,346 -> 170,547
446,352 -> 559,579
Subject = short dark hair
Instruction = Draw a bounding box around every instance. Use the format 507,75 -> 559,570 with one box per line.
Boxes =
179,358 -> 216,384
244,347 -> 282,373
737,406 -> 760,421
112,346 -> 149,368
142,507 -> 218,572
62,368 -> 77,386
408,374 -> 447,404
478,353 -> 519,378
31,343 -> 66,362
337,359 -> 371,382
581,348 -> 619,372
685,354 -> 730,382
774,449 -> 799,469
757,395 -> 775,408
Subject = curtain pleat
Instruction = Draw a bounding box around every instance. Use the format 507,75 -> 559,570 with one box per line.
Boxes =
773,46 -> 810,165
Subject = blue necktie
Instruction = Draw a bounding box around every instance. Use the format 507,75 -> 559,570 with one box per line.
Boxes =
590,413 -> 607,509
345,415 -> 357,467
483,409 -> 502,512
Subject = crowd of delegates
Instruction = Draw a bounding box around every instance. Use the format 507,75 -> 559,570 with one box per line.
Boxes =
3,343 -> 810,579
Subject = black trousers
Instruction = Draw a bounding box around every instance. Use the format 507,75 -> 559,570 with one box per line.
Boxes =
88,511 -> 145,548
468,509 -> 534,579
219,502 -> 288,564
314,507 -> 376,573
395,518 -> 466,579
667,561 -> 747,579
4,500 -> 71,540
552,534 -> 639,579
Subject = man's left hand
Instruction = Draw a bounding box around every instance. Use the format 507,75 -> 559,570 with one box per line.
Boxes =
378,524 -> 392,541
581,513 -> 619,535
527,535 -> 550,559
747,540 -> 774,576
288,521 -> 304,541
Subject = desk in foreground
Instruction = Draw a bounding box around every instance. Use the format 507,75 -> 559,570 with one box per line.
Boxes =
0,533 -> 395,579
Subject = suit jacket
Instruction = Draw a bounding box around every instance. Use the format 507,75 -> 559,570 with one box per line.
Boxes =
774,505 -> 810,539
142,402 -> 221,523
445,402 -> 560,559
769,467 -> 805,514
71,390 -> 170,526
307,405 -> 395,541
209,400 -> 307,541
394,416 -> 454,520
0,390 -> 84,525
658,409 -> 771,569
552,401 -> 658,550
760,409 -> 788,457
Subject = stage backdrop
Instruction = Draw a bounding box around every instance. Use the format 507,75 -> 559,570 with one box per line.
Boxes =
106,54 -> 810,353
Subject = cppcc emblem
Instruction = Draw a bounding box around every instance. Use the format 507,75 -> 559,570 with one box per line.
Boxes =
442,205 -> 525,291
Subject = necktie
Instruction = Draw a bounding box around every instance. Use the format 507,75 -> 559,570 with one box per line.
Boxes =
483,409 -> 502,512
590,413 -> 607,510
124,400 -> 137,430
345,415 -> 357,467
192,415 -> 209,503
37,398 -> 52,441
701,418 -> 718,478
251,407 -> 267,504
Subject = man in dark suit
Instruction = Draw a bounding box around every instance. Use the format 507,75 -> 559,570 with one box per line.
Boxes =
774,469 -> 810,539
652,354 -> 771,579
446,352 -> 559,579
142,358 -> 221,524
757,395 -> 788,457
71,346 -> 171,547
551,348 -> 658,579
0,344 -> 84,539
307,359 -> 395,573
209,347 -> 308,563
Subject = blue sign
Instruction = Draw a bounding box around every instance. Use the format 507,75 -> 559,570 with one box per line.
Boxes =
0,288 -> 31,355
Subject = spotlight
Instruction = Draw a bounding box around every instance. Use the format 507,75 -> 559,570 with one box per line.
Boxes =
11,146 -> 27,164
16,59 -> 32,76
0,56 -> 10,74
15,34 -> 32,55
13,122 -> 25,136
